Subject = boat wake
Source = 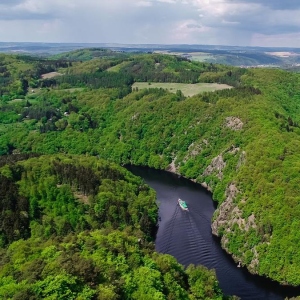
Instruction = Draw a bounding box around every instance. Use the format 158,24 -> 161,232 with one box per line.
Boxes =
156,202 -> 216,269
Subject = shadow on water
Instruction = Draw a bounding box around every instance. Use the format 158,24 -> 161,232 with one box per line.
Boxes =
126,165 -> 300,300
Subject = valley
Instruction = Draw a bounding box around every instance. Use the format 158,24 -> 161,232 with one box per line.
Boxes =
0,47 -> 300,298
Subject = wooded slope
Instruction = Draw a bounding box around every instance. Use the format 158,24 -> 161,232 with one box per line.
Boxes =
0,154 -> 230,299
0,50 -> 300,286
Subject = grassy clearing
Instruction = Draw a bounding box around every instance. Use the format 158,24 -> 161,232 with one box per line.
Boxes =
132,82 -> 232,97
41,72 -> 63,79
189,52 -> 214,62
153,51 -> 213,62
58,87 -> 85,93
9,98 -> 25,103
107,61 -> 130,72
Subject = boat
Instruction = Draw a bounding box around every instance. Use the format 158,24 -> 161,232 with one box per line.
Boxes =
178,198 -> 189,211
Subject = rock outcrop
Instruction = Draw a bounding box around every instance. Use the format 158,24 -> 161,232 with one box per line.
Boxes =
212,183 -> 257,236
212,183 -> 259,272
166,158 -> 178,174
236,150 -> 246,169
203,154 -> 226,180
211,183 -> 239,236
225,116 -> 243,130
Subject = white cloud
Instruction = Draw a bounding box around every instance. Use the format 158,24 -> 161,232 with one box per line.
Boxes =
156,0 -> 177,3
170,19 -> 211,43
136,1 -> 153,7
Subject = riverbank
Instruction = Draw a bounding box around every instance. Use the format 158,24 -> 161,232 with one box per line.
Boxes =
127,165 -> 300,300
164,160 -> 299,289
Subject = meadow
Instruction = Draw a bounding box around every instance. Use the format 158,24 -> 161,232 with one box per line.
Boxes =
132,82 -> 232,96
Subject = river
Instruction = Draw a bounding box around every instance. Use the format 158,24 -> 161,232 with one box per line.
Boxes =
126,165 -> 300,300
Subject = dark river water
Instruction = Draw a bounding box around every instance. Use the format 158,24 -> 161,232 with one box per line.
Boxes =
126,165 -> 300,300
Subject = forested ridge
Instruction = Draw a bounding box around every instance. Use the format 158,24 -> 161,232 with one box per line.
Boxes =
0,154 -> 229,299
0,49 -> 300,294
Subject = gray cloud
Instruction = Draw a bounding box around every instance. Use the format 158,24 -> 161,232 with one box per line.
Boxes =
0,1 -> 63,21
187,24 -> 202,29
190,0 -> 300,43
0,0 -> 299,47
0,0 -> 24,5
0,11 -> 53,21
228,0 -> 300,10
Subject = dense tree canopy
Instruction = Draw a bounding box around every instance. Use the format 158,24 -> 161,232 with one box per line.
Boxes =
0,49 -> 300,289
0,154 -> 230,299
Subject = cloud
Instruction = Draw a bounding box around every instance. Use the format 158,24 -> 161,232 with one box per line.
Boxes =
0,0 -> 70,20
156,0 -> 177,3
228,0 -> 300,10
0,0 -> 24,5
183,0 -> 300,45
0,0 -> 299,47
186,23 -> 202,29
136,1 -> 153,7
252,32 -> 300,48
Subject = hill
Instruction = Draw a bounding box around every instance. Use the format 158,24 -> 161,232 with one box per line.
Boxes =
51,47 -> 129,61
1,42 -> 300,68
0,49 -> 300,288
0,154 -> 231,299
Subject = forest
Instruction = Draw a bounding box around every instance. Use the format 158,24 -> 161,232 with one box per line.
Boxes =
0,48 -> 300,297
0,154 -> 230,299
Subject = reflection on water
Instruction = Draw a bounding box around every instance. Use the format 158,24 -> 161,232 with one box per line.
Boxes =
126,165 -> 300,300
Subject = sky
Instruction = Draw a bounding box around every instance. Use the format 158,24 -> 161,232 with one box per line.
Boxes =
0,0 -> 300,47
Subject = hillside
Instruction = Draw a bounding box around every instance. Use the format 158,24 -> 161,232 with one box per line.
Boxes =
0,50 -> 300,288
0,154 -> 230,299
1,42 -> 300,68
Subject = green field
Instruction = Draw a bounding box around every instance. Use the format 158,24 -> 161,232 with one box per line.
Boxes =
132,82 -> 232,96
189,52 -> 214,62
9,98 -> 24,103
107,61 -> 131,72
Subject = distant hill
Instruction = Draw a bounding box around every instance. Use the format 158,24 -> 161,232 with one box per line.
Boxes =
1,42 -> 300,67
51,48 -> 128,61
